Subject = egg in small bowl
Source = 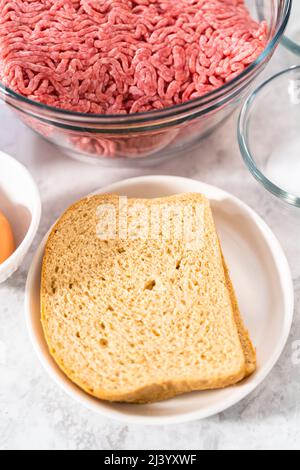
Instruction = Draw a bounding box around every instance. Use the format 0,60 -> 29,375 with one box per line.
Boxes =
0,151 -> 41,283
0,211 -> 15,264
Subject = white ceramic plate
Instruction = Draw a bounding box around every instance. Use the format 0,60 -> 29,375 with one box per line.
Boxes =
25,176 -> 294,425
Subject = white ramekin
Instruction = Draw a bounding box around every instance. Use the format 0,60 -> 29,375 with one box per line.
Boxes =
0,151 -> 41,283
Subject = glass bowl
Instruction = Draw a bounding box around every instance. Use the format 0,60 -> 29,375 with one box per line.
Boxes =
0,0 -> 291,166
238,65 -> 300,207
282,0 -> 300,56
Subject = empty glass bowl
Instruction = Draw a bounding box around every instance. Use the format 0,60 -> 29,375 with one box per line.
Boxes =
238,65 -> 300,207
282,0 -> 300,55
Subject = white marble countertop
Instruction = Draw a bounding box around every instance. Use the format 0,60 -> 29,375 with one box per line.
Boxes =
1,46 -> 300,450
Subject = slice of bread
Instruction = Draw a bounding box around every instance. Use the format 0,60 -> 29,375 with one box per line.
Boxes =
41,193 -> 250,404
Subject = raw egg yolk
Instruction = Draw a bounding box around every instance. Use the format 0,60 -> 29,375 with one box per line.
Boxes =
0,211 -> 15,264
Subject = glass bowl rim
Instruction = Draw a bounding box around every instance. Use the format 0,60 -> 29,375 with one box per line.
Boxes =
282,35 -> 300,56
282,0 -> 300,56
238,64 -> 300,208
0,0 -> 292,123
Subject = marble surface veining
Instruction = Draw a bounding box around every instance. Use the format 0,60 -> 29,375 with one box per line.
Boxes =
1,47 -> 300,450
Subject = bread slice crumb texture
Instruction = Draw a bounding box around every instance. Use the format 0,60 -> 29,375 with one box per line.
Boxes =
41,193 -> 247,403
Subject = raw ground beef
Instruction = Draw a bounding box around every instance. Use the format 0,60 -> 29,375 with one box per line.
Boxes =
0,0 -> 267,115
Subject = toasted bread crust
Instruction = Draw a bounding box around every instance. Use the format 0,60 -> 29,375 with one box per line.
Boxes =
221,256 -> 256,377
